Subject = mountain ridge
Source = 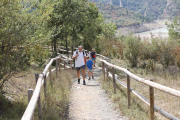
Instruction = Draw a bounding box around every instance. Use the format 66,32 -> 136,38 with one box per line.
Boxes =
90,0 -> 180,20
94,2 -> 152,28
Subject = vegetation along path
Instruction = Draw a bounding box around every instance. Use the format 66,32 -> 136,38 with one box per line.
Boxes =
69,66 -> 127,120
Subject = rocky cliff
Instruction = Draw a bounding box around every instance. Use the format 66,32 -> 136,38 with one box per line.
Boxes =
162,0 -> 180,19
117,20 -> 168,35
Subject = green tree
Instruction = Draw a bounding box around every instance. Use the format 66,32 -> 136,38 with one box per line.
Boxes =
124,35 -> 142,67
167,17 -> 180,41
48,0 -> 106,54
0,0 -> 53,90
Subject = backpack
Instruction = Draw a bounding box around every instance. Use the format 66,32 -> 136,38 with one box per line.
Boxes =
76,51 -> 85,61
91,52 -> 96,58
93,54 -> 96,58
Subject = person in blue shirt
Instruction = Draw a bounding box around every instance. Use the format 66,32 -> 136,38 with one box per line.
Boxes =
86,56 -> 94,80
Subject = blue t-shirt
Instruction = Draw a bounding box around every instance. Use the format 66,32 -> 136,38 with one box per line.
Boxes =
86,60 -> 93,69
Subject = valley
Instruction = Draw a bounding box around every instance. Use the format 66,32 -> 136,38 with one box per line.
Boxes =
91,0 -> 180,37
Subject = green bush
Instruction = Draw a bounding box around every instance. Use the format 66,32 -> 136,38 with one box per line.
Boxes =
124,35 -> 142,67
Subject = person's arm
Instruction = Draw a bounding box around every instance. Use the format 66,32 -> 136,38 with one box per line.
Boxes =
72,53 -> 79,59
92,61 -> 94,69
84,56 -> 87,66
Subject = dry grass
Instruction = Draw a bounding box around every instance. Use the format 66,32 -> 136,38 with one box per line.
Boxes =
0,69 -> 41,120
98,75 -> 150,120
0,68 -> 76,120
40,70 -> 75,120
100,58 -> 180,120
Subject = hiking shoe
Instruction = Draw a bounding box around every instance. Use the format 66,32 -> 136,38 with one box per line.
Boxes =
88,77 -> 91,80
83,81 -> 86,85
92,76 -> 94,79
78,79 -> 80,84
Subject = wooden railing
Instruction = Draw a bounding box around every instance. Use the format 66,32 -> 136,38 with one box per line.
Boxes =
98,56 -> 180,120
21,55 -> 73,120
21,48 -> 180,120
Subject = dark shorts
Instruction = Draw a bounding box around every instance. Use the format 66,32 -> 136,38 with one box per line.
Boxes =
76,65 -> 86,71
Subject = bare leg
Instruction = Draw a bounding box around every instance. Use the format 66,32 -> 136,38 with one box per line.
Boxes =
77,70 -> 80,79
94,59 -> 96,67
88,71 -> 90,77
93,60 -> 95,67
82,69 -> 86,80
91,72 -> 93,77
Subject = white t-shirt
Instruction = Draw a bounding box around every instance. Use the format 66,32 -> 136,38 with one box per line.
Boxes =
73,51 -> 86,67
87,52 -> 91,58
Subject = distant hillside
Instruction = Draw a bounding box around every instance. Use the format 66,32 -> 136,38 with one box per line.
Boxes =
162,0 -> 180,19
90,0 -> 180,20
94,2 -> 152,27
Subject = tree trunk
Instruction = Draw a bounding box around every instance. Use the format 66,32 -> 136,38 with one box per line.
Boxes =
54,38 -> 57,54
65,35 -> 69,55
84,38 -> 86,48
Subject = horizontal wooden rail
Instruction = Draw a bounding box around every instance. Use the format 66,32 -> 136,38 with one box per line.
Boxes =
108,72 -> 179,120
96,54 -> 109,60
99,57 -> 180,120
99,59 -> 180,98
21,55 -> 73,120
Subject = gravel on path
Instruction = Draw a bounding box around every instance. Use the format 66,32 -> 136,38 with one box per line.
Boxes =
69,67 -> 127,120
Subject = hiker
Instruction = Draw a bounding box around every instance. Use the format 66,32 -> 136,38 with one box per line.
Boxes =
91,49 -> 96,67
72,46 -> 86,85
86,56 -> 94,80
86,50 -> 91,59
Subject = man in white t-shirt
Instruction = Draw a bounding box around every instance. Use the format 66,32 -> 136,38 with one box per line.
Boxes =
72,46 -> 86,85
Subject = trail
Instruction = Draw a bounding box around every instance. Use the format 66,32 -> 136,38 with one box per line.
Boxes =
69,67 -> 127,120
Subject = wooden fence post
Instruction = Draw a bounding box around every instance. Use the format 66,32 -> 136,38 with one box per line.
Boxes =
112,67 -> 116,94
59,59 -> 61,72
44,75 -> 47,99
102,62 -> 105,81
56,59 -> 58,77
35,74 -> 42,120
106,66 -> 109,82
109,58 -> 111,63
49,59 -> 52,82
64,61 -> 65,69
112,63 -> 116,74
149,79 -> 154,120
28,89 -> 34,120
70,60 -> 72,70
127,68 -> 131,109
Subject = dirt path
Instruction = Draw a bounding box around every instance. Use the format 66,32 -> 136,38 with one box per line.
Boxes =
69,67 -> 127,120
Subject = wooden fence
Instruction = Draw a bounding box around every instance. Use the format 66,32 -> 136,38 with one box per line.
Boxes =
21,49 -> 180,120
21,55 -> 73,120
98,55 -> 180,120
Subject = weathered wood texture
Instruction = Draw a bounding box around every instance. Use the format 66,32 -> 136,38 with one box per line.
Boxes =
107,67 -> 180,120
27,89 -> 34,120
112,67 -> 116,94
98,54 -> 179,120
99,59 -> 180,98
127,68 -> 131,109
35,74 -> 42,120
150,79 -> 154,120
21,55 -> 73,120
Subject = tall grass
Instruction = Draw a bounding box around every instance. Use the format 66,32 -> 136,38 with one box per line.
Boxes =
40,70 -> 74,120
0,69 -> 75,120
100,58 -> 180,120
98,76 -> 151,120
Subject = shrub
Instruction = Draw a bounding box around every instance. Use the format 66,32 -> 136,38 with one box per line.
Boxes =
124,35 -> 142,67
158,40 -> 175,68
141,39 -> 160,61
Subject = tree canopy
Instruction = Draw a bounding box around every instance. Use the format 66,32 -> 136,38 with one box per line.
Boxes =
0,0 -> 117,90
